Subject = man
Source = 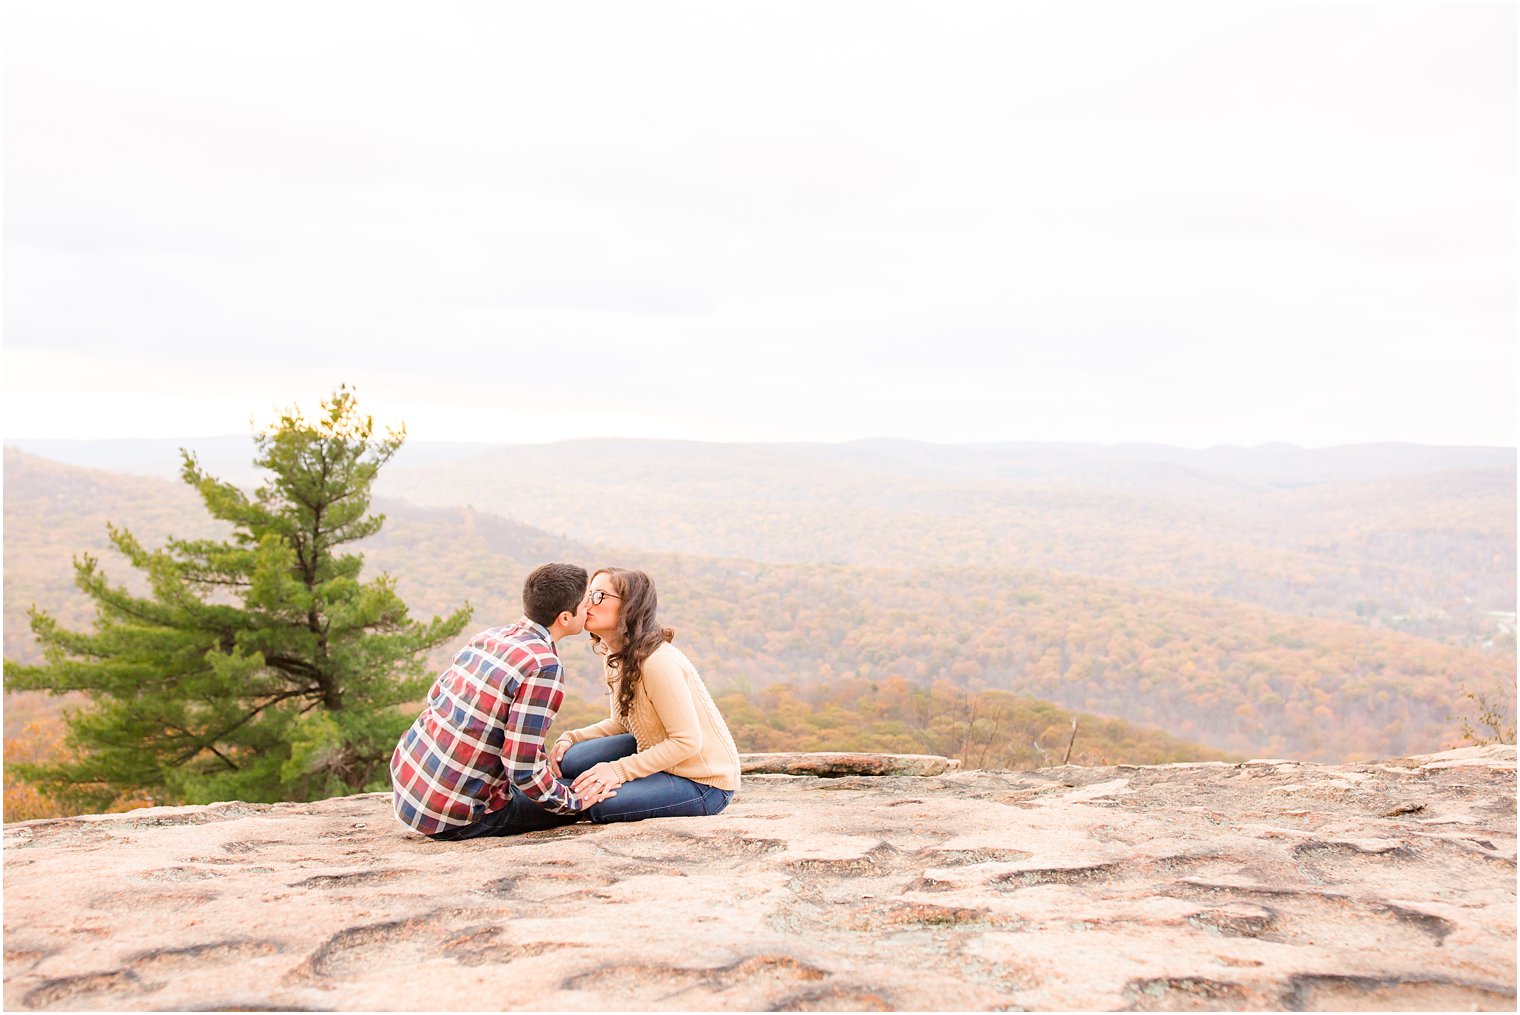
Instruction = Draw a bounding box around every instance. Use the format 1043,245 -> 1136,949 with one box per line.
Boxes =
390,562 -> 612,839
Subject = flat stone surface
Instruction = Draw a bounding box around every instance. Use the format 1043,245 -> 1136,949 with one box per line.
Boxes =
3,748 -> 1515,1011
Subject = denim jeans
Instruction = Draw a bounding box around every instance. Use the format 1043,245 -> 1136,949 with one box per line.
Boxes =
427,734 -> 732,841
561,734 -> 733,824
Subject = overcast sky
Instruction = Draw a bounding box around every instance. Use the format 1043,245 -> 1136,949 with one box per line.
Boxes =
4,2 -> 1515,447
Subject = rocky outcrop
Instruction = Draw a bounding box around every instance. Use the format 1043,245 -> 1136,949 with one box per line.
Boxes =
3,747 -> 1515,1011
740,751 -> 962,777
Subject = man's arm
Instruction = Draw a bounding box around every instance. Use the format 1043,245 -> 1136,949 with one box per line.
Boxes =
499,659 -> 586,813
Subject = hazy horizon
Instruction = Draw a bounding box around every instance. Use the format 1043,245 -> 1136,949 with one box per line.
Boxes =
6,433 -> 1517,453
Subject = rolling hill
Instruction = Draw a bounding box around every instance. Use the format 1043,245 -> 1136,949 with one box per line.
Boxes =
371,439 -> 1515,650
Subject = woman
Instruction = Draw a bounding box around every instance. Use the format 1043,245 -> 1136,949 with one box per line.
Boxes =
550,567 -> 740,822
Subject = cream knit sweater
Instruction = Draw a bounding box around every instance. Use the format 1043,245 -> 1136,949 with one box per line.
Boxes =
559,642 -> 741,791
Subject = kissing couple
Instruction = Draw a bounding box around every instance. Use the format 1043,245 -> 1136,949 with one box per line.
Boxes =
390,563 -> 741,840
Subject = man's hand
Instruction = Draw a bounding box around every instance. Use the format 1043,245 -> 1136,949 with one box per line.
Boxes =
548,737 -> 572,779
572,761 -> 625,801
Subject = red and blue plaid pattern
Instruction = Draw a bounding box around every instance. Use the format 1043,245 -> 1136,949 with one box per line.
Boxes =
390,618 -> 583,835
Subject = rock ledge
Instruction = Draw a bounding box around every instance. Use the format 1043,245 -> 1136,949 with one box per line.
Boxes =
4,748 -> 1515,1011
739,751 -> 961,777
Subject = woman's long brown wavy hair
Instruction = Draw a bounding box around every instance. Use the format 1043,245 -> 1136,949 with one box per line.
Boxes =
588,567 -> 675,718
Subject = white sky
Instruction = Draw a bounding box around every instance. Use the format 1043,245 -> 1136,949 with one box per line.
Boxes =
3,2 -> 1515,447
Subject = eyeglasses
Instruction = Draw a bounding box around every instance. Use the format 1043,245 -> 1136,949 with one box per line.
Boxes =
586,590 -> 622,606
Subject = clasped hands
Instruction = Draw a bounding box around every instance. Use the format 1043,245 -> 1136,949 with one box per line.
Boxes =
572,761 -> 623,804
549,738 -> 622,806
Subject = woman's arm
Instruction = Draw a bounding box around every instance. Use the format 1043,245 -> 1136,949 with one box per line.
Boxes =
558,660 -> 631,748
551,713 -> 627,776
606,650 -> 704,783
559,713 -> 628,745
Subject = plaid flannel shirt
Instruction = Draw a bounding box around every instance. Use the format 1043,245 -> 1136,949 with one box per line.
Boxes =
390,618 -> 583,835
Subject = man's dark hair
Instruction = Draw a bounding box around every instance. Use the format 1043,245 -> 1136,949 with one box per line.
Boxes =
522,562 -> 588,627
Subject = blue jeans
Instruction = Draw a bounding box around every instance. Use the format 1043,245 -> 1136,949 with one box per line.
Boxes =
561,734 -> 733,824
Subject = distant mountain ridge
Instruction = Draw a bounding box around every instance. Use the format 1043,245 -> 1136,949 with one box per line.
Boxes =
6,436 -> 1513,489
2,436 -> 498,487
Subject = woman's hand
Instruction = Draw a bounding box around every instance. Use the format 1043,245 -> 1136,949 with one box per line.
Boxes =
578,783 -> 618,806
572,761 -> 625,801
548,737 -> 572,778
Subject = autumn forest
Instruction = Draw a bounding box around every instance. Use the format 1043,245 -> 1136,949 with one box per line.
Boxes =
3,437 -> 1515,819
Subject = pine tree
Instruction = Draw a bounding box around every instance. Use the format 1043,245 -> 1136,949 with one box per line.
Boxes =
4,388 -> 471,812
